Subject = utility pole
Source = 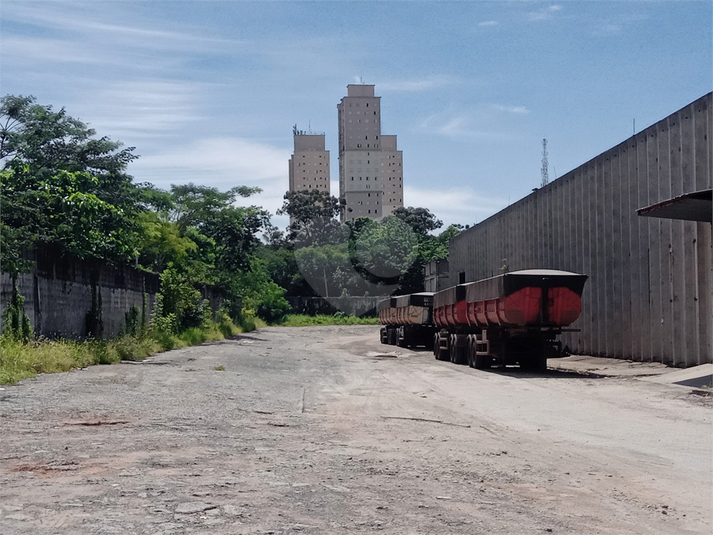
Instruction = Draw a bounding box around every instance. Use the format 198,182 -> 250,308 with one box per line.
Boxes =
541,138 -> 549,187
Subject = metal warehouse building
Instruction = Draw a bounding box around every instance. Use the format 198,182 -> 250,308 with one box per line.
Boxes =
448,93 -> 712,367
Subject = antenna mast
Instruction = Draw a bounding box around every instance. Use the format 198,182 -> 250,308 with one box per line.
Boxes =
541,138 -> 549,187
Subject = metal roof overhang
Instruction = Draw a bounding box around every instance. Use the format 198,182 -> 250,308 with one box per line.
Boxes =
637,189 -> 712,223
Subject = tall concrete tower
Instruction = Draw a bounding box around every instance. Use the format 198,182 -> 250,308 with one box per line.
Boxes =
288,125 -> 330,193
337,84 -> 403,222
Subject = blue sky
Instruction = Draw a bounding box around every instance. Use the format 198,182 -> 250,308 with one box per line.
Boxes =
1,0 -> 711,231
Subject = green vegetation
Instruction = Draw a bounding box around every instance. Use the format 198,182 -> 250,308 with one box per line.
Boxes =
0,95 -> 289,329
280,314 -> 380,327
0,95 -> 465,385
0,312 -> 246,385
268,191 -> 461,299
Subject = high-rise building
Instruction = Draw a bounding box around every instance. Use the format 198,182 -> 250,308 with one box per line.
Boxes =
288,125 -> 330,193
337,84 -> 403,222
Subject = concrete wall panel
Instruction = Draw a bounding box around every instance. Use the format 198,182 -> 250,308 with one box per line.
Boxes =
448,93 -> 712,366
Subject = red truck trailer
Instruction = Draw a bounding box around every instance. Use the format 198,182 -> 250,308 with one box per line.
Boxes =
380,270 -> 587,371
379,292 -> 436,348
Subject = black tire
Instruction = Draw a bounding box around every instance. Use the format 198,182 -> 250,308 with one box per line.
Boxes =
436,333 -> 449,361
518,338 -> 547,372
467,336 -> 475,368
454,339 -> 467,365
474,353 -> 492,370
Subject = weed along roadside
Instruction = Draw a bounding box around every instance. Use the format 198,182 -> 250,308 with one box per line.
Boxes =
0,314 -> 374,385
0,311 -> 259,385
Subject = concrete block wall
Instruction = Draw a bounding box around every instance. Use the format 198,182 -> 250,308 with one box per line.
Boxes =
448,93 -> 712,367
1,247 -> 160,339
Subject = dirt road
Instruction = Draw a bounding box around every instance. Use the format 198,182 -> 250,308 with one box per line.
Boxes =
1,326 -> 711,534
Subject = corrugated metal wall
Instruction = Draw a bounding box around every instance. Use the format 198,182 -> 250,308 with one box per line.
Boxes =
448,93 -> 712,367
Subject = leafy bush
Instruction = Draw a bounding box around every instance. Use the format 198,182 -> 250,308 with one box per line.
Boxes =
112,335 -> 158,361
2,285 -> 32,342
255,282 -> 290,323
216,310 -> 240,338
123,305 -> 141,337
154,266 -> 208,330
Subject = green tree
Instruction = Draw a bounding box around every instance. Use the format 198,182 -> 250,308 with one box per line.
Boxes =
135,211 -> 197,273
231,257 -> 290,323
391,206 -> 443,236
349,216 -> 419,288
277,190 -> 346,245
169,183 -> 261,232
0,95 -> 140,210
417,224 -> 463,263
0,95 -> 146,267
293,243 -> 362,298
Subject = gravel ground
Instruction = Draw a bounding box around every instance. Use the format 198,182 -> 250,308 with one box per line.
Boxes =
1,325 -> 711,534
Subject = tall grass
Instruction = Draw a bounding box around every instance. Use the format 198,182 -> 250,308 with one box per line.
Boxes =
0,312 -> 251,385
279,314 -> 380,327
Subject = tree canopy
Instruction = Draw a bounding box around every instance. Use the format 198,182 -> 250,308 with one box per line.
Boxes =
1,94 -> 467,326
0,95 -> 145,270
277,190 -> 346,246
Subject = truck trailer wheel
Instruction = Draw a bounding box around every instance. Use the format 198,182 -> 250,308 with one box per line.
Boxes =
474,354 -> 492,370
517,337 -> 547,372
436,333 -> 449,361
467,336 -> 476,368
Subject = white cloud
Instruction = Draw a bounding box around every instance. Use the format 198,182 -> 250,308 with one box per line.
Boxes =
528,4 -> 564,22
404,186 -> 508,228
478,20 -> 499,27
132,137 -> 290,190
490,104 -> 531,114
591,13 -> 648,37
377,75 -> 457,92
420,112 -> 511,140
81,80 -> 209,139
4,2 -> 244,54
